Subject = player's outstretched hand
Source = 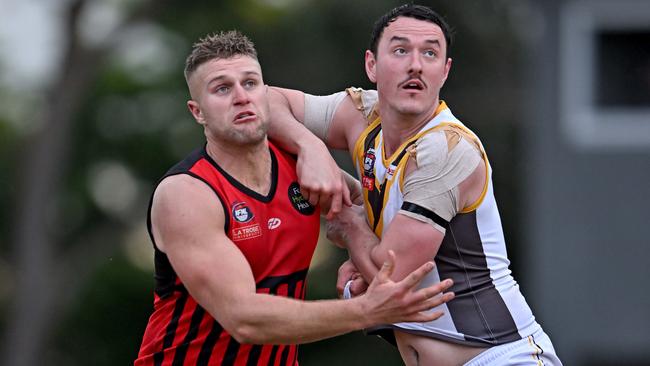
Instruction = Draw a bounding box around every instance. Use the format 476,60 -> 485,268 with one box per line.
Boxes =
359,250 -> 454,325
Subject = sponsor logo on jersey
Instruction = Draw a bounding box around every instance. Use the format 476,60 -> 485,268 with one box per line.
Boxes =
267,217 -> 281,230
232,224 -> 262,241
288,182 -> 315,215
386,164 -> 397,180
362,176 -> 375,190
231,201 -> 254,223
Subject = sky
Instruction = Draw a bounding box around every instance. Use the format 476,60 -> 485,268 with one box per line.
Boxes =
0,0 -> 295,93
0,0 -> 62,91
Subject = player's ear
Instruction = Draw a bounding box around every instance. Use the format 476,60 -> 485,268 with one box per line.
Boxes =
187,100 -> 206,126
365,50 -> 377,83
441,58 -> 452,87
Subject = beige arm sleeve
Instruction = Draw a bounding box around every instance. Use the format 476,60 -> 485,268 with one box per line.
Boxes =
400,131 -> 482,232
303,92 -> 347,142
303,88 -> 378,142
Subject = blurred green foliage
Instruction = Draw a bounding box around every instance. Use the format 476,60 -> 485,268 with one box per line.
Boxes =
50,254 -> 152,365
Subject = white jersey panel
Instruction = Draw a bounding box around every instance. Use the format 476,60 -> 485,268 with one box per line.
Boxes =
475,181 -> 539,338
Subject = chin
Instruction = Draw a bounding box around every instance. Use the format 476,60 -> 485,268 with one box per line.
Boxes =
232,126 -> 268,146
390,95 -> 426,112
395,104 -> 428,116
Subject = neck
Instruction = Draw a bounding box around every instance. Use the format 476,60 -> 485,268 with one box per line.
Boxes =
380,99 -> 440,157
205,138 -> 272,194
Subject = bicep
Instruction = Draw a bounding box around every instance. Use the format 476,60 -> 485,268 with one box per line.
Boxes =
371,213 -> 444,281
328,96 -> 370,151
329,89 -> 378,151
151,176 -> 257,324
271,87 -> 374,151
273,87 -> 349,146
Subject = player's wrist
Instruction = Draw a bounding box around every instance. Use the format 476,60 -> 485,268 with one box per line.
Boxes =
296,134 -> 327,155
348,295 -> 375,329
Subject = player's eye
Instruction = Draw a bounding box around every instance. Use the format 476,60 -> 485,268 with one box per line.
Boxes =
215,85 -> 230,94
424,50 -> 436,58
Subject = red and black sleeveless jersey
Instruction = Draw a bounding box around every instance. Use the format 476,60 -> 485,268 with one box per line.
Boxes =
135,142 -> 320,366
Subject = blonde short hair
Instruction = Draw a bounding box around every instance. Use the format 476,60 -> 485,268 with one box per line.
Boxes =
184,30 -> 257,81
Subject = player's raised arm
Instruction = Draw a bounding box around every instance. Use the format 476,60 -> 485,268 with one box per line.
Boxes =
267,87 -> 351,217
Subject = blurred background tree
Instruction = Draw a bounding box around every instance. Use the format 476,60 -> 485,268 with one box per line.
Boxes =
0,0 -> 530,364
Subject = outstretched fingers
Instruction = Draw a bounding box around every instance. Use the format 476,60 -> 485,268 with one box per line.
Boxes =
376,250 -> 397,283
326,190 -> 342,220
325,175 -> 351,219
414,290 -> 455,312
417,278 -> 454,300
410,309 -> 447,323
399,261 -> 437,290
401,290 -> 455,323
405,281 -> 455,322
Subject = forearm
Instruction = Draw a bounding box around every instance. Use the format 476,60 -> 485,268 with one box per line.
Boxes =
228,293 -> 371,344
346,228 -> 382,283
227,250 -> 449,344
273,120 -> 328,159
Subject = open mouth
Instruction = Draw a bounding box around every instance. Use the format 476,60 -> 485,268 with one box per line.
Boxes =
234,111 -> 256,122
401,79 -> 425,91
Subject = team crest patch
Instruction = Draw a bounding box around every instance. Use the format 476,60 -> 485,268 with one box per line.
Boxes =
363,147 -> 376,172
362,147 -> 376,190
288,182 -> 315,215
231,201 -> 261,241
231,201 -> 254,223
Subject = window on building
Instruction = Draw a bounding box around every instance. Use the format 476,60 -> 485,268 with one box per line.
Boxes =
595,30 -> 650,108
560,0 -> 650,148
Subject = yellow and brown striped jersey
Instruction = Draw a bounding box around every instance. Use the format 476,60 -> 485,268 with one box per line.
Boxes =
353,101 -> 542,346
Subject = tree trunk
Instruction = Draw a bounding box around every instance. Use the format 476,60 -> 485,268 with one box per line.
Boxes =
0,0 -> 155,363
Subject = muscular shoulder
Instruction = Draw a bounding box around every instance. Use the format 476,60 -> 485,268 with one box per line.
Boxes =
152,174 -> 225,251
401,130 -> 482,225
154,174 -> 218,209
411,129 -> 481,175
345,87 -> 378,120
411,131 -> 448,173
